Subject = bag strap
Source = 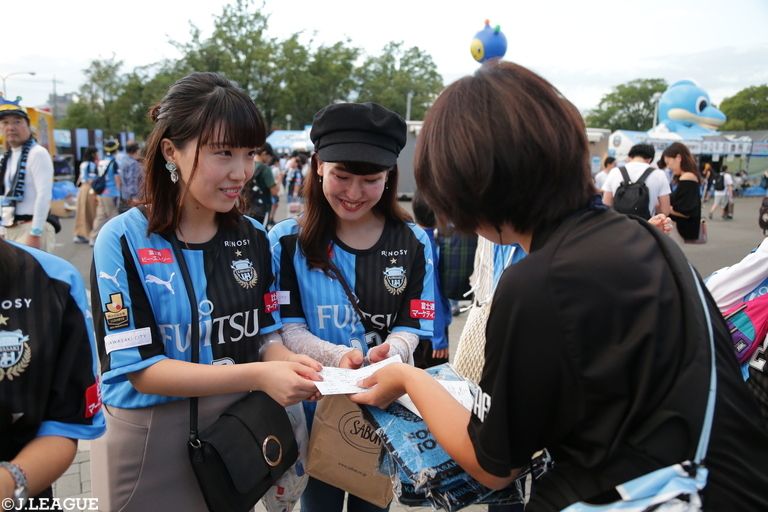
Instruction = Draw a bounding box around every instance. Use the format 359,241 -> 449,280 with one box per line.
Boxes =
634,219 -> 716,463
619,166 -> 631,184
327,259 -> 375,334
636,167 -> 654,185
168,235 -> 201,446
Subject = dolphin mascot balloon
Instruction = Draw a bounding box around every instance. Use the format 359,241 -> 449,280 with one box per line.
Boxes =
657,80 -> 726,137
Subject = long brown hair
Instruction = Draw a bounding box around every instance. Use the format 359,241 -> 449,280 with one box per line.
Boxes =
414,60 -> 593,234
298,155 -> 411,271
662,142 -> 701,182
142,72 -> 266,234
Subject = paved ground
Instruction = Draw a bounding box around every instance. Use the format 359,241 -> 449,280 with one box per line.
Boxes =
49,196 -> 766,510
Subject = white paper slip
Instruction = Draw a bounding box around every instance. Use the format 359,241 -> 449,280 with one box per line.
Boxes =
396,379 -> 474,419
315,354 -> 403,395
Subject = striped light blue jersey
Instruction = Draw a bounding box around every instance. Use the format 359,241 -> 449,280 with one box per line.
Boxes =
91,209 -> 281,409
492,243 -> 527,289
269,218 -> 435,355
1,242 -> 105,459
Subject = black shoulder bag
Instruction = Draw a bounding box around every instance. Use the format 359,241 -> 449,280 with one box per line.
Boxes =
169,235 -> 298,512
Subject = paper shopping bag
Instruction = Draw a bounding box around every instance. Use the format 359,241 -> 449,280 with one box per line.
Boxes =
306,395 -> 393,508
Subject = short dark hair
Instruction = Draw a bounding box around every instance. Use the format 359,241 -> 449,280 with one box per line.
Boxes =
604,156 -> 616,167
126,142 -> 140,154
412,191 -> 436,228
82,146 -> 98,162
142,72 -> 266,234
628,143 -> 655,161
414,60 -> 593,234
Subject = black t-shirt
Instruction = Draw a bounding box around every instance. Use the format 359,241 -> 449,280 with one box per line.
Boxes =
467,209 -> 768,511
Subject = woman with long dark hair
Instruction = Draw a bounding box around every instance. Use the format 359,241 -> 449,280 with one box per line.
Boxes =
89,72 -> 321,511
268,102 -> 434,512
664,142 -> 703,241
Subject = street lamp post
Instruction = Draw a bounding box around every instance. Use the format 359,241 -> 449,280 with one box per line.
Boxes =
406,91 -> 414,122
286,114 -> 292,131
1,71 -> 37,98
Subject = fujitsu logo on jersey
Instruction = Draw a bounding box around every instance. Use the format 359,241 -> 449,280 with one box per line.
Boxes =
316,304 -> 396,331
158,300 -> 261,352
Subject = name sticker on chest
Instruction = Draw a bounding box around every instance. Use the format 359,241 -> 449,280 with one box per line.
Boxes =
104,327 -> 153,354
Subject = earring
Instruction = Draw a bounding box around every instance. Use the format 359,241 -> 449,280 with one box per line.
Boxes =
318,176 -> 323,184
165,161 -> 179,183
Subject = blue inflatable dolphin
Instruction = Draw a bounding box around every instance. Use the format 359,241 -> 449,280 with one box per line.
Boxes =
657,80 -> 726,137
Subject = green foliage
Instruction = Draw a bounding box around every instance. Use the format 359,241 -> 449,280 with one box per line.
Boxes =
585,78 -> 668,132
720,85 -> 768,131
60,0 -> 443,138
355,42 -> 443,120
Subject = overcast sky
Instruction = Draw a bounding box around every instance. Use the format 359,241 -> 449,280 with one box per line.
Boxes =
3,0 -> 767,113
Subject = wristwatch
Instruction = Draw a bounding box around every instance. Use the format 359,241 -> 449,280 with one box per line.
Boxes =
0,462 -> 28,507
28,227 -> 43,237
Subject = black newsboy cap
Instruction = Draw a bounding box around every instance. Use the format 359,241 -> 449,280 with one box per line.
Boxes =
310,102 -> 406,170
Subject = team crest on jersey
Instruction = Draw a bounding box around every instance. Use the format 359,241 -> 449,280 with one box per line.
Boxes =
383,266 -> 407,295
231,258 -> 258,289
0,329 -> 31,381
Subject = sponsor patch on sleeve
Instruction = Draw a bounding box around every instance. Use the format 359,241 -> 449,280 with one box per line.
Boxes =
409,299 -> 435,320
84,381 -> 102,419
137,248 -> 173,265
104,327 -> 152,354
263,292 -> 279,314
103,293 -> 129,331
276,290 -> 290,305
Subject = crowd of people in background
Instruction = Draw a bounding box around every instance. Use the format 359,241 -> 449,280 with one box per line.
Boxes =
3,64 -> 768,512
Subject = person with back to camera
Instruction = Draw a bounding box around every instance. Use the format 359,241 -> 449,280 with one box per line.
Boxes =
663,142 -> 703,242
268,101 -> 435,512
0,237 -> 105,508
89,138 -> 122,246
350,60 -> 768,511
601,143 -> 671,219
73,146 -> 99,243
89,72 -> 322,512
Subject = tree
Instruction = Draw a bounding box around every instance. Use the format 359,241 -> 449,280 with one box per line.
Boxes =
60,57 -> 125,133
585,79 -> 667,132
355,42 -> 444,121
720,85 -> 768,131
276,39 -> 361,129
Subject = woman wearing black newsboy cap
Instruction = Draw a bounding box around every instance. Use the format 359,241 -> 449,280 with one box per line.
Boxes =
268,102 -> 436,512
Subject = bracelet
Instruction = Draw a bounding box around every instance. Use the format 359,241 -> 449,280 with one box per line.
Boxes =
0,461 -> 28,506
28,227 -> 43,237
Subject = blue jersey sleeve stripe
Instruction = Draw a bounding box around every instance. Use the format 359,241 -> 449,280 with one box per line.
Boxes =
391,326 -> 433,337
102,354 -> 167,385
259,322 -> 282,335
281,317 -> 307,324
37,415 -> 106,440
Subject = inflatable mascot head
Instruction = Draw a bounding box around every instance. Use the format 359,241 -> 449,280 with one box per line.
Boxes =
657,80 -> 726,136
470,19 -> 507,63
